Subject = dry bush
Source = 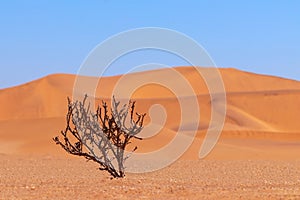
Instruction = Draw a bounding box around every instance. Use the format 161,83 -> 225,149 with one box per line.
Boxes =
53,95 -> 146,178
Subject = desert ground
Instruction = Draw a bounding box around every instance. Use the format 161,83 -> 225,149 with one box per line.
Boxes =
0,67 -> 300,199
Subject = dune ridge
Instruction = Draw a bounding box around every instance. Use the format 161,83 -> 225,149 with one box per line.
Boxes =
0,66 -> 299,158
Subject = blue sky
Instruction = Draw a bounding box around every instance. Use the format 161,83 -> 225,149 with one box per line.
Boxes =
0,0 -> 299,88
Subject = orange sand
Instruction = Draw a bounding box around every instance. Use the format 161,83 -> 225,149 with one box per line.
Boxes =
0,66 -> 299,199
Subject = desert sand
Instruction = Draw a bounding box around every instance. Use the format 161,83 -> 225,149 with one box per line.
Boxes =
0,66 -> 300,199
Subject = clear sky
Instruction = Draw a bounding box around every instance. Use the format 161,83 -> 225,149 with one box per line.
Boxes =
0,0 -> 299,88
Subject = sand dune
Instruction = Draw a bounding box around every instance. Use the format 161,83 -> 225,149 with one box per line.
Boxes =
1,66 -> 300,199
0,66 -> 299,159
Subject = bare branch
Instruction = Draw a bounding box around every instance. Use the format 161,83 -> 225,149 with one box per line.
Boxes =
53,95 -> 146,178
